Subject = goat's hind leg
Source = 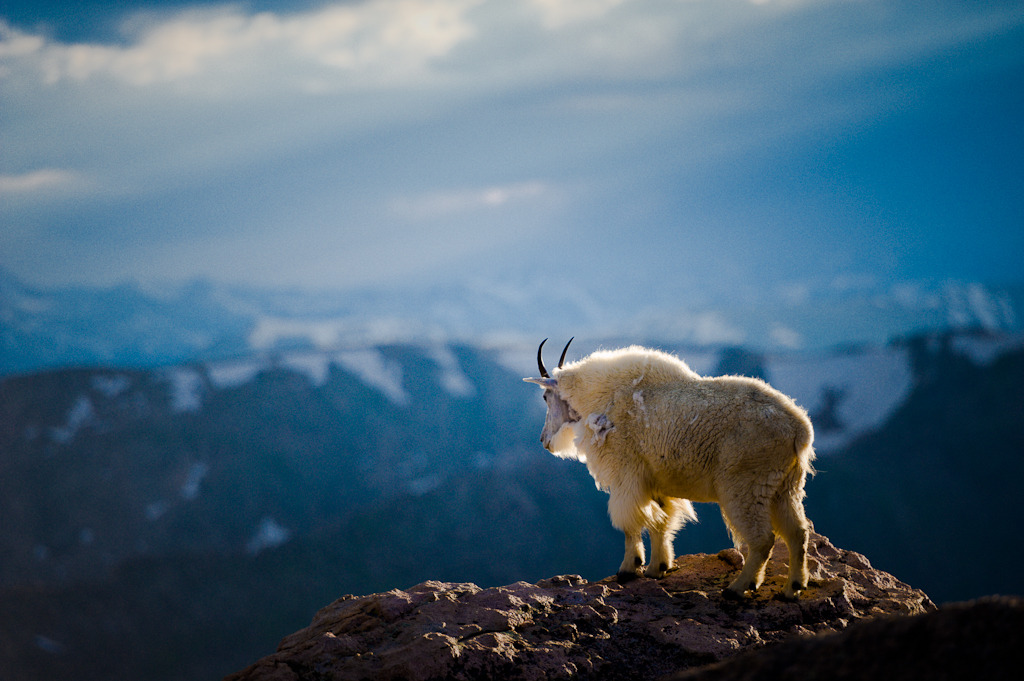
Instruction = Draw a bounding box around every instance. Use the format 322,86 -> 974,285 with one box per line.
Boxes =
721,505 -> 774,599
771,493 -> 811,600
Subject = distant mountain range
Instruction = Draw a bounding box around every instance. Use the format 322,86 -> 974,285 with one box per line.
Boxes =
2,266 -> 1022,375
3,330 -> 1021,584
2,264 -> 1024,680
2,329 -> 1023,681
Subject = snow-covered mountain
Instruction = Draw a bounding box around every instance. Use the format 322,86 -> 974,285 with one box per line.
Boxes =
3,330 -> 1022,581
2,329 -> 1023,681
3,265 -> 1024,680
2,266 -> 1021,376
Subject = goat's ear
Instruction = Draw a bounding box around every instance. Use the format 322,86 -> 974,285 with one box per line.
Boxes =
523,377 -> 558,389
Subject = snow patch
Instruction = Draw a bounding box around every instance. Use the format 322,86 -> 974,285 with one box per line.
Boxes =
945,282 -> 1017,331
407,474 -> 444,496
91,374 -> 131,398
429,344 -> 475,398
248,316 -> 345,350
767,346 -> 913,452
950,332 -> 1024,366
246,516 -> 291,555
162,367 -> 205,412
49,395 -> 95,444
206,358 -> 268,389
145,500 -> 170,521
334,349 -> 408,405
180,462 -> 209,501
280,352 -> 332,386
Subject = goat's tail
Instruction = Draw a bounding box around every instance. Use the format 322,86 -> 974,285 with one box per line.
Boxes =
794,423 -> 816,478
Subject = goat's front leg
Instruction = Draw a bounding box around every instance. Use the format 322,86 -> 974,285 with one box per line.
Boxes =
645,497 -> 694,578
617,529 -> 645,582
609,488 -> 646,582
646,527 -> 673,579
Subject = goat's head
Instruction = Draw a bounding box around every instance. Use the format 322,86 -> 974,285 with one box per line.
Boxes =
523,338 -> 580,453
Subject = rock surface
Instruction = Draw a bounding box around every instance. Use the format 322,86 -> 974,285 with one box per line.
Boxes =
668,595 -> 1024,681
227,533 -> 935,681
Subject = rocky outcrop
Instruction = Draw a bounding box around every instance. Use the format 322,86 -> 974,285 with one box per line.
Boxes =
227,533 -> 938,680
668,595 -> 1023,681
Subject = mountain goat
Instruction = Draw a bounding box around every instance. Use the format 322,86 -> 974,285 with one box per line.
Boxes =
524,339 -> 816,600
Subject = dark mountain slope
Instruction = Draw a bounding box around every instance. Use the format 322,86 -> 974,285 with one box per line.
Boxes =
807,334 -> 1024,602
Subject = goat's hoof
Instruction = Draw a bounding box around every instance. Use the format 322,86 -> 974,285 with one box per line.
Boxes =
721,587 -> 747,600
644,562 -> 670,579
616,571 -> 640,584
779,579 -> 807,601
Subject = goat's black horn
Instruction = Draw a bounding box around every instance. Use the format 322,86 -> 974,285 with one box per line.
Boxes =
558,337 -> 574,369
537,339 -> 550,378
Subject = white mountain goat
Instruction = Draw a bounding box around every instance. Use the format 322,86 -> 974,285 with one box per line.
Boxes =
525,339 -> 816,600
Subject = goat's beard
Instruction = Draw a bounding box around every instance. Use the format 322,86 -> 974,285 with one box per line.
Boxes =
548,421 -> 584,461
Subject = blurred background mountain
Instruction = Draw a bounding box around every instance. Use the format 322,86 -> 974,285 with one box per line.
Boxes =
1,271 -> 1022,679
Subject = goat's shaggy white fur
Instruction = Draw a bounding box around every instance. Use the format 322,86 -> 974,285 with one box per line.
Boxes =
527,345 -> 816,599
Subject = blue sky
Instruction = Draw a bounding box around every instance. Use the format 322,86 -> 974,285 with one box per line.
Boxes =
2,0 -> 1023,305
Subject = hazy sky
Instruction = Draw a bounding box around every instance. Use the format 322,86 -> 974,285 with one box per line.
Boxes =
2,0 -> 1022,302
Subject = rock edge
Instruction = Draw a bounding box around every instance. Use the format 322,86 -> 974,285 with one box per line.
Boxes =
227,533 -> 935,681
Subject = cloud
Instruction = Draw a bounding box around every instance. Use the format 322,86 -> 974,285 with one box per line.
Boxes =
528,0 -> 631,29
390,181 -> 552,219
0,168 -> 84,195
4,1 -> 482,90
0,1 -> 776,102
5,2 -> 1015,169
770,325 -> 804,350
2,1 -> 1022,289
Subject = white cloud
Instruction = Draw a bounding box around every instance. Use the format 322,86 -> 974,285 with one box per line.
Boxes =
0,169 -> 83,195
2,1 -> 1022,289
692,312 -> 745,346
391,180 -> 551,218
2,2 -> 1020,130
4,1 -> 1013,176
770,324 -> 803,350
6,1 -> 482,90
0,21 -> 43,59
529,0 -> 631,29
